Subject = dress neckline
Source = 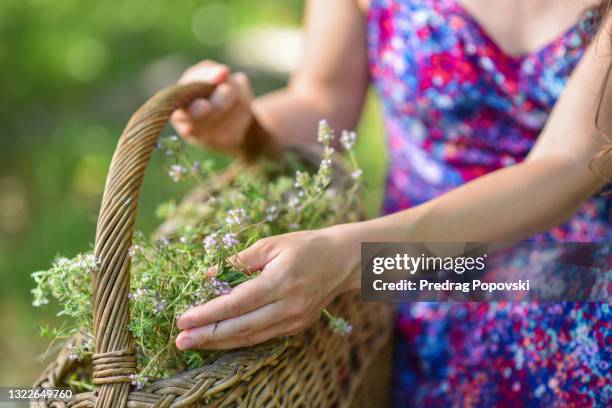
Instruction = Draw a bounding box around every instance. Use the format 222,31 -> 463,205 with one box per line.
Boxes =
451,0 -> 583,61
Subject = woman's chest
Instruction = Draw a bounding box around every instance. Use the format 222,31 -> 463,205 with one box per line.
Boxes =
367,0 -> 593,129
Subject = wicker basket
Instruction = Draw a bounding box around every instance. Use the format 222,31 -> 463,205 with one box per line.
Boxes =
32,83 -> 394,408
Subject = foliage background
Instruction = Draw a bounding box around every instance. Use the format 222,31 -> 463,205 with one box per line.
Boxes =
0,0 -> 385,387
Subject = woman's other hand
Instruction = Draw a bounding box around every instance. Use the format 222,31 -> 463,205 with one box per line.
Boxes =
171,60 -> 254,155
175,226 -> 361,350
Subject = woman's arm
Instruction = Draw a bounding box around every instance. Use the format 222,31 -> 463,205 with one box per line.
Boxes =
375,15 -> 612,243
171,0 -> 369,153
173,13 -> 612,352
253,0 -> 369,148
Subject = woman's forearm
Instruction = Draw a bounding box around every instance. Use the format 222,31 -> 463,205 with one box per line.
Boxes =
375,155 -> 605,242
334,155 -> 605,250
252,83 -> 365,150
250,0 -> 368,150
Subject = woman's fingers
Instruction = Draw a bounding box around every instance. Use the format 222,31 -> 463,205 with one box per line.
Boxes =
171,77 -> 245,141
171,61 -> 230,133
170,60 -> 255,153
206,237 -> 278,278
187,99 -> 212,117
198,321 -> 297,350
178,60 -> 229,85
232,72 -> 253,105
231,238 -> 279,273
177,273 -> 277,330
176,301 -> 285,350
209,82 -> 239,113
196,100 -> 253,151
177,307 -> 316,351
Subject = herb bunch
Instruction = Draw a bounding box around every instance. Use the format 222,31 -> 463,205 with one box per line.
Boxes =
32,120 -> 361,385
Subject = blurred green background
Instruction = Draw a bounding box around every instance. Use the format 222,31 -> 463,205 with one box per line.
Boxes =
0,0 -> 385,387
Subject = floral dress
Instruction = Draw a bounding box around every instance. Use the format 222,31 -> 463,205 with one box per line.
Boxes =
367,0 -> 611,406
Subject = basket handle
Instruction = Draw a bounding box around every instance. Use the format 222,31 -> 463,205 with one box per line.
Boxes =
91,82 -> 269,407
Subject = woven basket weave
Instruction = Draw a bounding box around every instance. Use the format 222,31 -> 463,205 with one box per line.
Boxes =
32,83 -> 394,408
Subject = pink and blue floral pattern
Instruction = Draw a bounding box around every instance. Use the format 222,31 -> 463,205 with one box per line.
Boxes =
367,0 -> 611,406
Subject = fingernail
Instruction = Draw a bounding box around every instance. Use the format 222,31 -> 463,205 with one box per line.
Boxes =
188,99 -> 209,117
177,314 -> 191,330
176,332 -> 193,350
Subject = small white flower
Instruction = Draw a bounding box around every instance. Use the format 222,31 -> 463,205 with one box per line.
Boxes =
191,160 -> 202,174
324,188 -> 338,198
289,222 -> 300,230
351,169 -> 363,180
265,206 -> 278,222
294,171 -> 310,189
168,164 -> 188,182
128,245 -> 141,258
225,208 -> 246,226
67,344 -> 80,361
162,135 -> 182,157
288,196 -> 300,208
32,296 -> 49,308
320,158 -> 332,170
340,130 -> 357,150
317,120 -> 334,144
55,257 -> 71,269
128,288 -> 149,300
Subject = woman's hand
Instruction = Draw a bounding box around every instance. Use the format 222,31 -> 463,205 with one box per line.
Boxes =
170,60 -> 254,155
175,226 -> 361,350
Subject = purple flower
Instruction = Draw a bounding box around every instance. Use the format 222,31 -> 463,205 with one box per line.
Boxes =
154,300 -> 167,314
329,317 -> 352,336
222,232 -> 239,248
203,234 -> 219,251
129,374 -> 149,391
211,278 -> 232,296
156,238 -> 170,248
